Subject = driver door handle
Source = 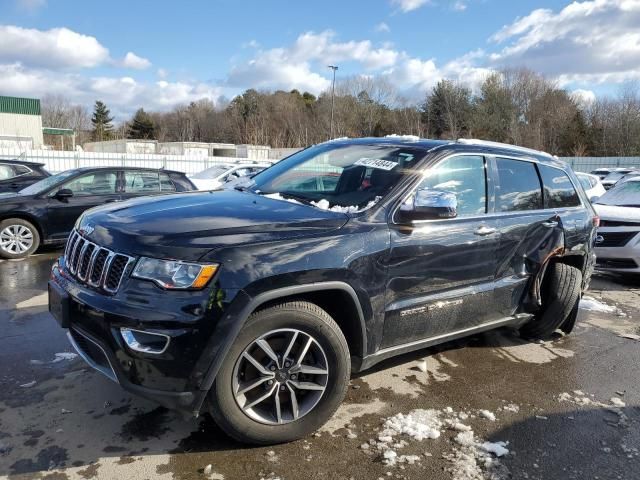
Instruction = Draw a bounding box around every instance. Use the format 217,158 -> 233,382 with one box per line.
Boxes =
474,226 -> 496,236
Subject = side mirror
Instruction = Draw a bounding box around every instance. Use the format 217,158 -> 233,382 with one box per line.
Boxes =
55,188 -> 74,199
399,188 -> 457,222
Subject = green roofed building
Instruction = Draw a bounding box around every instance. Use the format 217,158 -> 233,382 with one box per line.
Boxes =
0,96 -> 44,150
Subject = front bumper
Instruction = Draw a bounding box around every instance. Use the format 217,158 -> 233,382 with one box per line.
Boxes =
595,230 -> 640,273
49,258 -> 247,415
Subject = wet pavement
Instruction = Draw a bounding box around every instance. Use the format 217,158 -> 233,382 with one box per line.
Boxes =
1,251 -> 639,479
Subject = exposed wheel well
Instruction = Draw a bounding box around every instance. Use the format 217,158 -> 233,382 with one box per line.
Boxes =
252,289 -> 365,360
554,254 -> 585,274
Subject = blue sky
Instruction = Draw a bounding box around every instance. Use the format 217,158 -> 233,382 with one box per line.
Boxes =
0,0 -> 637,117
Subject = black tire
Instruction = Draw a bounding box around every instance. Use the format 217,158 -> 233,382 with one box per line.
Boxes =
208,301 -> 350,445
0,218 -> 40,259
521,262 -> 582,339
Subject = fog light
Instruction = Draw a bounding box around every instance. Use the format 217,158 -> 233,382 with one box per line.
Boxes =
120,328 -> 170,354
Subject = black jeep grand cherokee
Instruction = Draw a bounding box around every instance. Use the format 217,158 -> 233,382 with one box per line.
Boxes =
49,137 -> 597,444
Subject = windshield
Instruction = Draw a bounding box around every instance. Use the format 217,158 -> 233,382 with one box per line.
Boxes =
192,166 -> 232,180
596,180 -> 640,207
248,143 -> 424,211
19,170 -> 77,195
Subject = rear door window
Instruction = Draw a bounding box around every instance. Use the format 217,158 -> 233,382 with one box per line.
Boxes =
124,171 -> 161,193
538,165 -> 581,208
0,164 -> 16,180
495,158 -> 543,212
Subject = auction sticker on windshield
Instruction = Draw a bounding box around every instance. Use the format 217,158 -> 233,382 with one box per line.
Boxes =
355,158 -> 398,170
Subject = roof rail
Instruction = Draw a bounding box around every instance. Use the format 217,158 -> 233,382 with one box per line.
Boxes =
457,138 -> 554,159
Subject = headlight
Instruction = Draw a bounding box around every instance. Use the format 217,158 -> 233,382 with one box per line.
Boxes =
132,257 -> 219,290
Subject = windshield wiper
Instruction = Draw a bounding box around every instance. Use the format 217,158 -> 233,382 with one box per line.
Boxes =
278,192 -> 315,205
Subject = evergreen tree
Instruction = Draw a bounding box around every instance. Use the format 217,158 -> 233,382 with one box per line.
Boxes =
91,100 -> 114,141
127,108 -> 155,139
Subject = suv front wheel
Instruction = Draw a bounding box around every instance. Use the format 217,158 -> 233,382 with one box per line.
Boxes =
208,301 -> 350,444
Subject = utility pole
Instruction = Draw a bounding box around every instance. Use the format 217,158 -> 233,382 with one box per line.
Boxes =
328,65 -> 338,139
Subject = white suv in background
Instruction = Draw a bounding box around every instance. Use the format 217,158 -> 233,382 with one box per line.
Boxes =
190,163 -> 270,190
576,172 -> 606,202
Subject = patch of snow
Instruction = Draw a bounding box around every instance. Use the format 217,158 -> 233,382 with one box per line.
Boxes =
579,296 -> 617,313
262,193 -> 302,204
479,410 -> 496,422
203,464 -> 212,475
311,196 -> 382,214
501,403 -> 520,413
455,430 -> 475,447
417,359 -> 428,373
481,441 -> 510,457
610,397 -> 626,407
19,381 -> 36,388
51,352 -> 78,363
384,134 -> 420,141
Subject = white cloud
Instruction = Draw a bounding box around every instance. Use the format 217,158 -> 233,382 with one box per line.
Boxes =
0,25 -> 109,69
0,63 -> 223,118
157,68 -> 168,78
375,22 -> 391,33
571,88 -> 596,107
488,0 -> 640,86
120,51 -> 151,70
16,0 -> 46,11
391,0 -> 432,12
453,1 -> 467,11
227,30 -> 400,94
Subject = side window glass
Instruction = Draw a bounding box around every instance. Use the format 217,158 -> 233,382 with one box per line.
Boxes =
159,173 -> 176,192
0,164 -> 16,180
124,171 -> 161,193
417,155 -> 487,217
538,165 -> 581,208
14,165 -> 31,176
495,158 -> 543,212
62,171 -> 118,196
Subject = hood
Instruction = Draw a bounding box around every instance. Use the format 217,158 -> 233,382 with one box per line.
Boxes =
594,204 -> 640,222
80,190 -> 349,261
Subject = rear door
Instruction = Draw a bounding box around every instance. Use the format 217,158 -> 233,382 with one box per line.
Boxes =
492,157 -> 565,317
383,154 -> 503,348
45,170 -> 121,241
0,164 -> 42,192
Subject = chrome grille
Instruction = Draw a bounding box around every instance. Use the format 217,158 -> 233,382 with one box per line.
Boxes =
64,230 -> 134,294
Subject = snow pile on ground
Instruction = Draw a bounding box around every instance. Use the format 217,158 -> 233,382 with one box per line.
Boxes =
579,296 -> 618,314
558,390 -> 629,427
311,196 -> 382,214
364,407 -> 510,478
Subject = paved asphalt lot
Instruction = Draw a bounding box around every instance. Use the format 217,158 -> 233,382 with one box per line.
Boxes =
1,251 -> 639,480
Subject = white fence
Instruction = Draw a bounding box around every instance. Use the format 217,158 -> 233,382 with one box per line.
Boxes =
0,148 -> 277,174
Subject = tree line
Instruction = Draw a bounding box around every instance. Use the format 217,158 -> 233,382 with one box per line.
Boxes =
41,68 -> 640,157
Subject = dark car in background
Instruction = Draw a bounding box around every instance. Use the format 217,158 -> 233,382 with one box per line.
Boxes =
0,159 -> 50,193
0,166 -> 195,259
49,137 -> 597,444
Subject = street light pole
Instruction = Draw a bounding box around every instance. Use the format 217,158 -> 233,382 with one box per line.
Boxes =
328,65 -> 338,139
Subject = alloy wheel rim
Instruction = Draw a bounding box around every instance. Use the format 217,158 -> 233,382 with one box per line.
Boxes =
0,225 -> 34,254
232,328 -> 329,425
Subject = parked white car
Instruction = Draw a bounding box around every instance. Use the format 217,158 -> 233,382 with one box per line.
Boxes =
593,178 -> 640,273
576,172 -> 606,201
600,168 -> 637,190
590,167 -> 615,180
189,164 -> 269,190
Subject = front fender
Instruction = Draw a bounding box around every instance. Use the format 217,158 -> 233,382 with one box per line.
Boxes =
190,280 -> 368,415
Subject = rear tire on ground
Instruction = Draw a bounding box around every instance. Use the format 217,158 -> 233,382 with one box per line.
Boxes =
208,300 -> 350,445
0,218 -> 40,259
520,262 -> 582,339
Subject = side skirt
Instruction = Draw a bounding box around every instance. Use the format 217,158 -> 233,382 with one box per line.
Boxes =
358,313 -> 532,372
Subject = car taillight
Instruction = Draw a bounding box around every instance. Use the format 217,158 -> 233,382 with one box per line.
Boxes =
593,215 -> 600,227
